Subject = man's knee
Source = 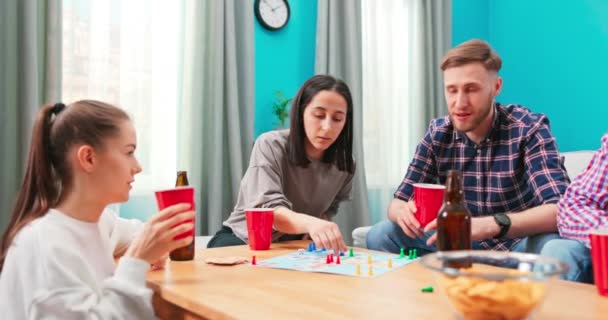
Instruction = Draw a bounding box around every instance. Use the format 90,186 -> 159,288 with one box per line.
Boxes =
366,220 -> 399,250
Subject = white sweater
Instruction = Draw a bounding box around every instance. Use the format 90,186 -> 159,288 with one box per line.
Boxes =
0,208 -> 155,319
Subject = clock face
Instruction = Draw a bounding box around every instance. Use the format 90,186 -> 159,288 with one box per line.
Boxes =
256,0 -> 290,31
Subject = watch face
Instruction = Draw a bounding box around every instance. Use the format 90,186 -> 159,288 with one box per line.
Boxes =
496,214 -> 510,225
256,0 -> 290,30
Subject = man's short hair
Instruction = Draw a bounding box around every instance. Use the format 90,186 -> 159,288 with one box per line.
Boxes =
441,39 -> 502,72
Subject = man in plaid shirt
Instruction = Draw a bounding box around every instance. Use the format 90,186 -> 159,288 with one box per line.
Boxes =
540,133 -> 608,282
367,39 -> 570,257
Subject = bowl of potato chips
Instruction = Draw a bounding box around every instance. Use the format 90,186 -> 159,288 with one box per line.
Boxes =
419,250 -> 567,320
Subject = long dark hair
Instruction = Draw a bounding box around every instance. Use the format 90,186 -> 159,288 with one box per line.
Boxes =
287,74 -> 355,173
0,100 -> 130,270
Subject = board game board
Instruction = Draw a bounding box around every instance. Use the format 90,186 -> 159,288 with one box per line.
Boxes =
254,247 -> 418,278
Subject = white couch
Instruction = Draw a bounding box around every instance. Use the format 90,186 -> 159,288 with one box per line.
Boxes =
351,150 -> 596,248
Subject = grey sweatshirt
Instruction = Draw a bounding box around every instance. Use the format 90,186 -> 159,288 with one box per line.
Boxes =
223,130 -> 354,242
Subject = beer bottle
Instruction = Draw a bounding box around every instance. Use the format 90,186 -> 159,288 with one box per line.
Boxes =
170,171 -> 195,261
436,170 -> 471,268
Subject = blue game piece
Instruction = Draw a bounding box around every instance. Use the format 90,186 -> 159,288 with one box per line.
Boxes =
308,243 -> 313,252
340,251 -> 345,256
311,242 -> 316,251
321,247 -> 326,252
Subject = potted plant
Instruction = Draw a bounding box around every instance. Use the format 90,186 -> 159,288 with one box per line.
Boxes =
271,90 -> 292,129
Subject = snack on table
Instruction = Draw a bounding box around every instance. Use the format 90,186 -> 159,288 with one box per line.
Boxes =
438,265 -> 546,320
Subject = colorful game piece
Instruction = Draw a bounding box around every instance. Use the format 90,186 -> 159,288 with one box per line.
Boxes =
412,249 -> 418,259
255,249 -> 419,278
349,247 -> 354,257
252,255 -> 257,265
388,258 -> 393,268
308,243 -> 313,252
367,255 -> 372,264
421,286 -> 433,293
322,247 -> 326,252
311,242 -> 316,251
368,265 -> 374,276
399,248 -> 405,258
339,251 -> 345,256
408,249 -> 414,260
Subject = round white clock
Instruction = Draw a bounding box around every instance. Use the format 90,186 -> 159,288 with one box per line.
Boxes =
255,0 -> 290,31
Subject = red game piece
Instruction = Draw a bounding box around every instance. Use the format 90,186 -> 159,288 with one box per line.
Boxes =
336,255 -> 341,264
252,255 -> 257,265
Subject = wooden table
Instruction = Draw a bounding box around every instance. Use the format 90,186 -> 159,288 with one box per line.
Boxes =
147,240 -> 608,319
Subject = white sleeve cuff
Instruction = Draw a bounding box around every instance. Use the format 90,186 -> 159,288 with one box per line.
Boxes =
115,257 -> 150,288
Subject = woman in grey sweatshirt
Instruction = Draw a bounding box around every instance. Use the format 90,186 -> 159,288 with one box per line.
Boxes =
208,75 -> 355,254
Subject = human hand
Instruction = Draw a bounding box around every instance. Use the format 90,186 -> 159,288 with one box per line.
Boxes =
423,216 -> 499,246
124,203 -> 195,264
306,217 -> 347,254
389,198 -> 424,239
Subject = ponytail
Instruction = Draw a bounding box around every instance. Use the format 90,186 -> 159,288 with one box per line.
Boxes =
0,100 -> 129,271
0,104 -> 60,270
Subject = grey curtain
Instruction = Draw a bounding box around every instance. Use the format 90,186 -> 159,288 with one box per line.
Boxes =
316,0 -> 370,244
179,0 -> 254,235
411,0 -> 452,143
0,0 -> 62,234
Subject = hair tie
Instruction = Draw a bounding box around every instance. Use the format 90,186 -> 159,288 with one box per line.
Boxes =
52,102 -> 66,115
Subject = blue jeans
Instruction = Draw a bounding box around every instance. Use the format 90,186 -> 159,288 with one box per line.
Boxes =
366,220 -> 561,258
540,238 -> 593,283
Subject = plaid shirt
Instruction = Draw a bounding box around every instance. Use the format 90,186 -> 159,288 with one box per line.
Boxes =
558,133 -> 608,247
395,103 -> 569,250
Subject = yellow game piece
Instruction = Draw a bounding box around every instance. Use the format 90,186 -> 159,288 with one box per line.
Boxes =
356,263 -> 361,275
368,255 -> 372,264
368,265 -> 374,276
388,258 -> 393,268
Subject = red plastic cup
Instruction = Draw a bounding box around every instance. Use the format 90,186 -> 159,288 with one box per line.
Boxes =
154,187 -> 195,240
590,227 -> 608,296
413,183 -> 446,227
245,208 -> 274,250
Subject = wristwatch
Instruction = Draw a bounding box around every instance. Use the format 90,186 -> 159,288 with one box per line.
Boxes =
493,213 -> 511,239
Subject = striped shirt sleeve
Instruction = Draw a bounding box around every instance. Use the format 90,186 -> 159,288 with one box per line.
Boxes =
557,133 -> 608,247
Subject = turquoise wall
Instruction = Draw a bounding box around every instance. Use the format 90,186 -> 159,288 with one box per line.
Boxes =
254,0 -> 318,137
453,0 -> 608,151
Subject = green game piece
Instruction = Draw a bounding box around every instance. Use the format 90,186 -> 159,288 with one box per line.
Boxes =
412,249 -> 418,259
399,248 -> 405,258
421,286 -> 434,293
349,247 -> 354,257
408,249 -> 413,259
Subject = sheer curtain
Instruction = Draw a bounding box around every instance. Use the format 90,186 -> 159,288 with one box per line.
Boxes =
361,0 -> 422,223
361,0 -> 450,223
61,0 -> 183,207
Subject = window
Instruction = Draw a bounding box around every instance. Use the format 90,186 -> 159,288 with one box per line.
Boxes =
62,0 -> 183,194
361,0 -> 420,221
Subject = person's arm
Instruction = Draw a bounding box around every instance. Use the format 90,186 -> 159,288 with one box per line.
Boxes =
389,121 -> 439,238
466,204 -> 558,240
105,209 -> 143,257
30,247 -> 155,319
558,135 -> 608,247
471,119 -> 568,240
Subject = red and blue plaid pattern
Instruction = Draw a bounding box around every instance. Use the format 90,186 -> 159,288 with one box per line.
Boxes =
558,133 -> 608,247
395,103 -> 570,250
